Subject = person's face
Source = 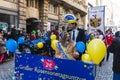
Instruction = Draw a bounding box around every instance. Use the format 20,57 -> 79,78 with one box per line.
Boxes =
107,31 -> 111,35
8,32 -> 11,35
51,26 -> 55,31
20,31 -> 22,33
37,30 -> 40,33
96,31 -> 100,35
69,23 -> 75,30
66,33 -> 70,41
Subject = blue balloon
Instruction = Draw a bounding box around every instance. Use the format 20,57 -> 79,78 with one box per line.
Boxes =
18,37 -> 25,44
6,39 -> 17,52
76,41 -> 85,53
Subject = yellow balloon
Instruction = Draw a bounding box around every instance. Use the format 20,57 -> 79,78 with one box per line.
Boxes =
50,34 -> 57,40
51,40 -> 58,50
82,53 -> 91,62
87,39 -> 106,64
37,42 -> 43,49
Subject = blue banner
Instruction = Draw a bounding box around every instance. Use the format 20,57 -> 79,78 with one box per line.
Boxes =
15,53 -> 95,80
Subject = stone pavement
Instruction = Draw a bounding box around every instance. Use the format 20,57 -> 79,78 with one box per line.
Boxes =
0,60 -> 14,80
95,53 -> 113,80
0,54 -> 113,80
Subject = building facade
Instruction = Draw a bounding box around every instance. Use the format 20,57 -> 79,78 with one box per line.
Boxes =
99,0 -> 113,27
0,0 -> 87,33
112,2 -> 120,31
98,0 -> 115,32
0,0 -> 18,31
87,0 -> 96,7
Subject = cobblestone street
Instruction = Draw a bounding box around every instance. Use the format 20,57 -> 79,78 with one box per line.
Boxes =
0,60 -> 14,80
0,54 -> 113,80
95,53 -> 113,80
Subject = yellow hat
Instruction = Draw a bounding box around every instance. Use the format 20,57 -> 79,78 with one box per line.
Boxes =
67,20 -> 76,24
64,14 -> 77,24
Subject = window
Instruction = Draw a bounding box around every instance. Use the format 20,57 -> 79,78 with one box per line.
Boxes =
48,3 -> 58,14
30,0 -> 34,7
35,0 -> 38,8
62,9 -> 69,18
26,0 -> 29,6
63,9 -> 69,15
0,13 -> 18,31
54,5 -> 58,14
26,0 -> 38,8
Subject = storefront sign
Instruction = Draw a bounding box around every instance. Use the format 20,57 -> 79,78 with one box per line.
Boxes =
15,53 -> 95,80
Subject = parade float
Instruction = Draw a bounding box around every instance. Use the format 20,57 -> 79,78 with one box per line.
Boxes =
5,14 -> 106,80
5,36 -> 106,80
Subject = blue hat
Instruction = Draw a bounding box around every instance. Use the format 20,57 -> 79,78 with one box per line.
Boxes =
64,14 -> 77,24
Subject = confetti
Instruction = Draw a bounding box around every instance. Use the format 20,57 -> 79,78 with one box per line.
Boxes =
41,58 -> 44,62
89,72 -> 92,76
90,65 -> 93,68
87,66 -> 90,69
84,64 -> 87,68
54,65 -> 58,70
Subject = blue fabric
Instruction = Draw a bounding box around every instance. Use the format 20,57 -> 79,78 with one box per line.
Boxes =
113,73 -> 120,80
31,38 -> 45,45
86,35 -> 90,41
57,42 -> 68,59
15,53 -> 95,80
60,32 -> 63,39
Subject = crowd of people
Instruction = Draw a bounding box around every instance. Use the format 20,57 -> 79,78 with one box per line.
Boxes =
0,18 -> 120,79
0,24 -> 114,62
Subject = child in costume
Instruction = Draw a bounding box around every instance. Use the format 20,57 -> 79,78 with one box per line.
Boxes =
30,30 -> 36,40
54,32 -> 79,60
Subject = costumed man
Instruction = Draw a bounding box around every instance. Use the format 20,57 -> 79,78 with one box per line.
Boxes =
65,14 -> 86,60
